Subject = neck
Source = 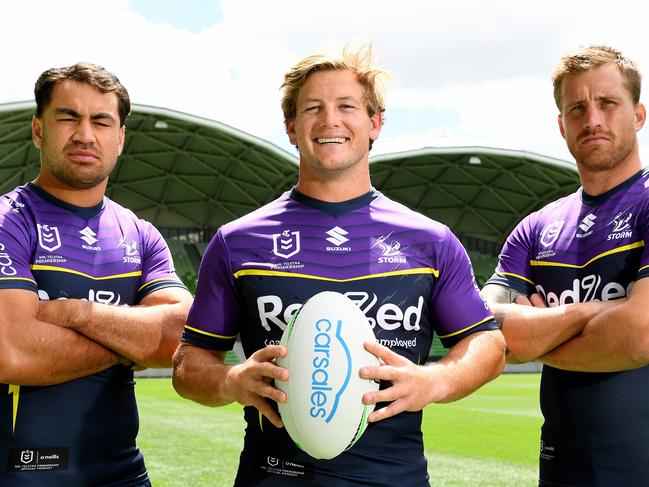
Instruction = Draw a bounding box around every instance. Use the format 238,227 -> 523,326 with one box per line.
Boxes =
296,157 -> 372,202
579,154 -> 642,196
33,172 -> 106,207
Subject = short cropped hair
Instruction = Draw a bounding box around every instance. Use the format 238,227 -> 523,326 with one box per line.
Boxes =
34,62 -> 131,126
552,45 -> 642,111
280,44 -> 389,122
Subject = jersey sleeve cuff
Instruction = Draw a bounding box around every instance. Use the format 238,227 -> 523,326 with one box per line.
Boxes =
0,279 -> 38,293
181,326 -> 237,351
136,279 -> 188,301
438,317 -> 499,348
485,272 -> 536,296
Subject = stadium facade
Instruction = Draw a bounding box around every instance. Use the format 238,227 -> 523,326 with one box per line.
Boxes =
0,102 -> 580,365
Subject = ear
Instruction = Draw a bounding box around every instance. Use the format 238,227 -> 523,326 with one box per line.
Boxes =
285,118 -> 298,146
634,102 -> 646,132
557,113 -> 566,140
118,125 -> 125,156
32,116 -> 43,149
369,111 -> 383,141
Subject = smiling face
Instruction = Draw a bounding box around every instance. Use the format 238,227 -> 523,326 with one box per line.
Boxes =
285,70 -> 382,188
558,63 -> 645,180
32,80 -> 125,197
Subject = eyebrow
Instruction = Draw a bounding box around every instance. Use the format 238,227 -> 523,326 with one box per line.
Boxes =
302,96 -> 360,104
54,107 -> 116,121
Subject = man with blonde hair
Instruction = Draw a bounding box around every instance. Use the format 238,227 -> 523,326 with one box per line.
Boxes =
482,45 -> 649,485
173,45 -> 505,486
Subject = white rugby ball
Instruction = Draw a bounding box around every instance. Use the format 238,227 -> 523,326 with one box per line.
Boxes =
276,291 -> 380,460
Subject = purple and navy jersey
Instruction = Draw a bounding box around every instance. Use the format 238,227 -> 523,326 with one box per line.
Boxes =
184,188 -> 496,486
487,169 -> 649,484
0,183 -> 185,486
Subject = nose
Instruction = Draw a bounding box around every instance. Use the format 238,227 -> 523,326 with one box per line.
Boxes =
583,105 -> 603,131
73,118 -> 96,145
320,105 -> 340,128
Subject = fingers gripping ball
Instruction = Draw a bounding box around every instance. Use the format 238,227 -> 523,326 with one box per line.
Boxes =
275,291 -> 380,460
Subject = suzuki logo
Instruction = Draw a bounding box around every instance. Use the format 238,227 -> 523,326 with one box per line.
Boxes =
578,213 -> 597,233
326,226 -> 349,246
79,226 -> 98,245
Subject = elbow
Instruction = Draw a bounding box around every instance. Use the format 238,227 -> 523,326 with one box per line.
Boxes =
629,332 -> 649,366
171,347 -> 192,400
0,349 -> 32,385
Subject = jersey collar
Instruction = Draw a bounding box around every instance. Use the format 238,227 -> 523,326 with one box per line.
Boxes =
289,187 -> 378,217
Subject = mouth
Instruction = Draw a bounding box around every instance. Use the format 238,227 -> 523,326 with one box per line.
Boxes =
579,133 -> 609,145
316,137 -> 348,145
68,151 -> 99,162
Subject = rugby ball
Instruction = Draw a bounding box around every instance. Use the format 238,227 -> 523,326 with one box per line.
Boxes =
276,291 -> 380,460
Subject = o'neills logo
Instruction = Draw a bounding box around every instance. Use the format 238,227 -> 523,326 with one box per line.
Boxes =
309,318 -> 351,423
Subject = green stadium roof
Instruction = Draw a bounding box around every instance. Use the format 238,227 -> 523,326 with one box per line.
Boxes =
0,102 -> 580,251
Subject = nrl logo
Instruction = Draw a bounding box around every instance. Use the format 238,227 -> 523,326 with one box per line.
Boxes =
272,230 -> 301,259
37,224 -> 62,252
540,221 -> 564,248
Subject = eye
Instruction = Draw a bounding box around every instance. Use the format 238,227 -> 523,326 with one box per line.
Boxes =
303,105 -> 319,113
340,104 -> 357,111
569,104 -> 583,115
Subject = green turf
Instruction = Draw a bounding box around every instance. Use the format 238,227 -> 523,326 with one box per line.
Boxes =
136,373 -> 542,486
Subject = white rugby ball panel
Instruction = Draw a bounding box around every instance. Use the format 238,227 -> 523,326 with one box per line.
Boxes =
276,291 -> 380,460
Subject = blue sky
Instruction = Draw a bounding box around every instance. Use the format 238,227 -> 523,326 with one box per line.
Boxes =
129,0 -> 223,32
2,0 -> 649,162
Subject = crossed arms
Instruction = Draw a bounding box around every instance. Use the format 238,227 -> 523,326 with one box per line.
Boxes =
0,286 -> 193,385
481,278 -> 649,372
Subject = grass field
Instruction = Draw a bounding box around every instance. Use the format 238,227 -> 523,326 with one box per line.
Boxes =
136,374 -> 542,486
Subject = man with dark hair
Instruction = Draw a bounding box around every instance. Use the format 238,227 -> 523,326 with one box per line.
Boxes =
173,45 -> 505,486
0,62 -> 193,486
482,45 -> 649,485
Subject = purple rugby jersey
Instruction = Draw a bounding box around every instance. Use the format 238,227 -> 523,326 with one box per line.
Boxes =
0,183 -> 185,487
184,188 -> 496,487
488,168 -> 649,485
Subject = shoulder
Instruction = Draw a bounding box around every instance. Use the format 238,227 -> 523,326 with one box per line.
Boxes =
0,186 -> 35,224
220,192 -> 292,238
371,192 -> 449,237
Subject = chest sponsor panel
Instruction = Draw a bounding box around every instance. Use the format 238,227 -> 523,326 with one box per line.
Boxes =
532,245 -> 641,306
31,268 -> 140,305
236,274 -> 435,364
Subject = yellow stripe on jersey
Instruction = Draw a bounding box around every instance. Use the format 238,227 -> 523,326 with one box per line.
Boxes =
8,384 -> 20,434
530,241 -> 644,269
496,271 -> 535,285
30,264 -> 141,280
233,267 -> 440,282
437,316 -> 495,339
184,324 -> 237,340
0,276 -> 37,284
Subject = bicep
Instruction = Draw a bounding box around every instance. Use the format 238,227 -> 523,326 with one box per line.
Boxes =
0,288 -> 39,331
138,286 -> 193,307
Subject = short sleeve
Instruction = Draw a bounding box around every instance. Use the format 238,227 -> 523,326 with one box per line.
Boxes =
0,210 -> 37,292
136,222 -> 187,301
182,228 -> 241,351
430,228 -> 498,348
485,214 -> 537,296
